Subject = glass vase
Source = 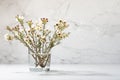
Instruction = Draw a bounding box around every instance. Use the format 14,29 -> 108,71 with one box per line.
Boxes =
28,50 -> 51,72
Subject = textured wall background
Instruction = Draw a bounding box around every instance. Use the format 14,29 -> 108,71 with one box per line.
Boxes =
0,0 -> 120,64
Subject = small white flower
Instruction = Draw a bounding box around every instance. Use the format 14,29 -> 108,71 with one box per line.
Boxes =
19,16 -> 24,20
4,34 -> 14,41
16,15 -> 24,21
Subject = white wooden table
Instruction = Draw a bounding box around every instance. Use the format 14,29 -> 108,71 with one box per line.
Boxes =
0,64 -> 119,80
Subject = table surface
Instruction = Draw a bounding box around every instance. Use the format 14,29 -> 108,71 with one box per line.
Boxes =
0,64 -> 120,80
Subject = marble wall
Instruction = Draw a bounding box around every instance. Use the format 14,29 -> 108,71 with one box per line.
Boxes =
0,0 -> 120,64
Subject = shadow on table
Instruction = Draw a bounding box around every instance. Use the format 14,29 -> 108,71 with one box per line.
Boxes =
37,70 -> 111,76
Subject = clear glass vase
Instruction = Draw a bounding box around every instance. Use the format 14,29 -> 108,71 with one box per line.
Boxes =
28,50 -> 51,72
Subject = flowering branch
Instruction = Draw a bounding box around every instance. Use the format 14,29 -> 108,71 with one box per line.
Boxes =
5,15 -> 70,67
